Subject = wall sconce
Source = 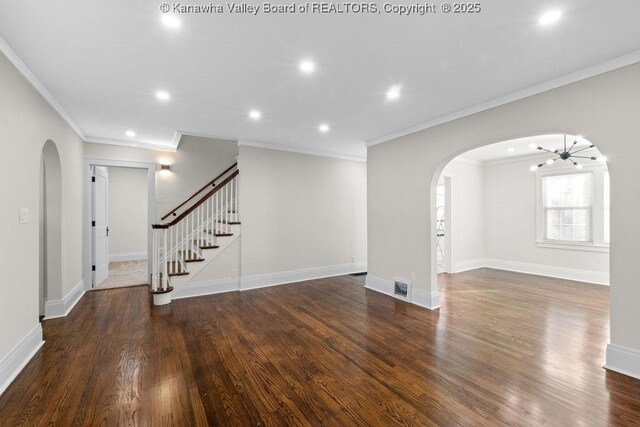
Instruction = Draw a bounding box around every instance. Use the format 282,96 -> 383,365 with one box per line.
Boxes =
160,164 -> 171,172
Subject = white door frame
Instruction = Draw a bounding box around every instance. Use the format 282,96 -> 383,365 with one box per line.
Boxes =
83,158 -> 156,290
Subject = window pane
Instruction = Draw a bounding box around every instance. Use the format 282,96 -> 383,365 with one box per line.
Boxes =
546,208 -> 590,242
544,173 -> 592,207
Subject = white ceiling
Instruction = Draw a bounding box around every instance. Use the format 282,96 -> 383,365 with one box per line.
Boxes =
458,134 -> 595,163
1,1 -> 640,159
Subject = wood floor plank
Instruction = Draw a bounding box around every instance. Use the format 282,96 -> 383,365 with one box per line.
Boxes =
1,269 -> 639,425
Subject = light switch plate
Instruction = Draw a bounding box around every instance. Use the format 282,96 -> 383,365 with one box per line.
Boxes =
19,208 -> 30,224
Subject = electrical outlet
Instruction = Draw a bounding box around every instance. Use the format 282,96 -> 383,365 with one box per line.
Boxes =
411,272 -> 416,282
232,269 -> 238,278
351,256 -> 355,263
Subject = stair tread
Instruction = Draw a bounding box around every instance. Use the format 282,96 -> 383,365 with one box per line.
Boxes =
193,240 -> 220,249
180,250 -> 205,262
207,229 -> 234,237
166,261 -> 189,277
217,220 -> 241,225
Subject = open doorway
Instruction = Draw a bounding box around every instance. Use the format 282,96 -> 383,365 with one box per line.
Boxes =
92,166 -> 149,289
435,134 -> 609,284
84,159 -> 156,291
435,176 -> 452,274
39,140 -> 62,318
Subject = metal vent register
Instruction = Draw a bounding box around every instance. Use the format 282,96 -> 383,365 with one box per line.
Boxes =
394,281 -> 409,298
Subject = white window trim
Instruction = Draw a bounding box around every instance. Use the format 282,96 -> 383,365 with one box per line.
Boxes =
535,164 -> 609,253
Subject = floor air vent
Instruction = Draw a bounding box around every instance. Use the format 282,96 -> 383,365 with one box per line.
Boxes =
394,281 -> 409,299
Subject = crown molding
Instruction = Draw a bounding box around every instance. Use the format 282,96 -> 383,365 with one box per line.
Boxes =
0,35 -> 86,140
84,136 -> 177,152
238,139 -> 367,162
366,50 -> 640,147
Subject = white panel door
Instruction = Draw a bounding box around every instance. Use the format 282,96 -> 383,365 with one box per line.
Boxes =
92,167 -> 109,287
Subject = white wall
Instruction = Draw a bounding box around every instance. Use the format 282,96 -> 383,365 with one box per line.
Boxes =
483,156 -> 608,283
440,159 -> 485,272
0,51 -> 84,383
84,135 -> 239,221
367,62 -> 640,378
106,167 -> 147,261
239,145 -> 367,282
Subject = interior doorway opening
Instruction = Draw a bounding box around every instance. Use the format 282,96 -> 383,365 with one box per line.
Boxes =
91,166 -> 150,289
83,159 -> 156,292
39,140 -> 62,318
434,133 -> 610,284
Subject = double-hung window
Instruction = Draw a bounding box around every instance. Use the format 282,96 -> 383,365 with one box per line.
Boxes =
542,172 -> 592,243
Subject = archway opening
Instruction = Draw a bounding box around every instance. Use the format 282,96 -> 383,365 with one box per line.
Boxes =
432,134 -> 610,358
39,140 -> 62,318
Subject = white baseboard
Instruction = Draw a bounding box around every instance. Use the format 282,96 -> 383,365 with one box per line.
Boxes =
412,288 -> 441,310
364,275 -> 394,296
485,258 -> 609,285
0,324 -> 44,396
453,258 -> 487,273
365,275 -> 440,310
44,279 -> 86,319
108,252 -> 147,262
241,262 -> 367,291
173,277 -> 239,300
605,344 -> 640,380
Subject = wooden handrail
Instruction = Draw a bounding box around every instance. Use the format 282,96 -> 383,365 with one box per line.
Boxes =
160,162 -> 238,221
153,169 -> 239,229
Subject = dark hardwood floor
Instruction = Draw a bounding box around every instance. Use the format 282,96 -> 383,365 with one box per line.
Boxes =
1,269 -> 639,425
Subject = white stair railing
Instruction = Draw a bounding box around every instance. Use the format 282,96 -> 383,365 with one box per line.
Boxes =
151,168 -> 239,297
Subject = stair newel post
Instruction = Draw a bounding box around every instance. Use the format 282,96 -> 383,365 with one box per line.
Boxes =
235,176 -> 239,223
169,224 -> 173,275
198,202 -> 202,245
214,191 -> 219,245
162,227 -> 168,290
225,183 -> 229,234
181,217 -> 185,264
151,228 -> 158,292
186,212 -> 190,260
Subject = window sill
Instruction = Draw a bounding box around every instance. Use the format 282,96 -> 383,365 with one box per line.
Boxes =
536,241 -> 610,253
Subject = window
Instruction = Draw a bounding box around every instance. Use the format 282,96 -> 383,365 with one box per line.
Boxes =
543,173 -> 592,243
536,164 -> 609,251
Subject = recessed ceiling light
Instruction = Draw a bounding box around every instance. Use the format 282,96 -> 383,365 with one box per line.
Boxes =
538,9 -> 562,26
319,124 -> 330,133
161,15 -> 181,29
155,90 -> 171,101
507,147 -> 515,153
249,110 -> 261,120
126,130 -> 136,137
299,60 -> 315,74
529,142 -> 539,149
386,85 -> 401,100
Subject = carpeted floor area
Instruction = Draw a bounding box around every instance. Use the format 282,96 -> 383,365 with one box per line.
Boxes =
97,260 -> 148,289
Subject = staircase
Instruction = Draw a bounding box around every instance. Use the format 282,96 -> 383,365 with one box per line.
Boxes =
150,162 -> 239,305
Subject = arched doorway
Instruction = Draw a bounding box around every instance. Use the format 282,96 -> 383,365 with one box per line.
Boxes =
433,134 -> 609,284
39,140 -> 62,318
